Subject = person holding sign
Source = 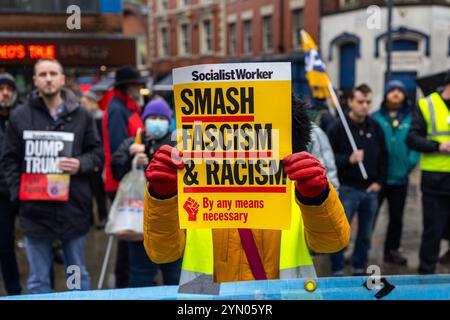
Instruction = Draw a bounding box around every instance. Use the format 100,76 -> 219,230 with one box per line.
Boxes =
142,85 -> 349,292
1,59 -> 103,294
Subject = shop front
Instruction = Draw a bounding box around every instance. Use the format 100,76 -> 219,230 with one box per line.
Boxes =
0,33 -> 136,97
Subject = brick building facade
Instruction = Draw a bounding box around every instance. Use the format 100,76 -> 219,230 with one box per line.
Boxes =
149,0 -> 320,87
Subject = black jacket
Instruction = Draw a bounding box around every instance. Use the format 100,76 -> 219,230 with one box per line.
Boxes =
406,93 -> 450,196
111,132 -> 173,181
0,98 -> 20,196
327,114 -> 388,190
1,89 -> 104,240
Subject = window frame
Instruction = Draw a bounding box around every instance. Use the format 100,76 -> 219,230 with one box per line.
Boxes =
262,15 -> 273,53
179,23 -> 191,56
243,19 -> 253,55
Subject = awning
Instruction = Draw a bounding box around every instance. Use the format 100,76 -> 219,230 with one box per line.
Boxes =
153,73 -> 173,91
90,74 -> 115,92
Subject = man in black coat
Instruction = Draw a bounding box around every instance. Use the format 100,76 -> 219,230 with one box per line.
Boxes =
327,84 -> 388,276
0,72 -> 21,295
1,59 -> 103,294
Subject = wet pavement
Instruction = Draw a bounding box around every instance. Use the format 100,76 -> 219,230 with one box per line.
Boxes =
1,168 -> 449,296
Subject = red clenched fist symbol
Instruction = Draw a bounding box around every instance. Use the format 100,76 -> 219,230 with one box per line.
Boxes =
183,197 -> 199,221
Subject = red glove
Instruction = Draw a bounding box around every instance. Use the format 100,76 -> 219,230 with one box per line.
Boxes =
145,145 -> 184,197
282,151 -> 328,199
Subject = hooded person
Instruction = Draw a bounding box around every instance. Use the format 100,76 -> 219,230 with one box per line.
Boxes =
142,95 -> 350,293
111,97 -> 182,288
0,72 -> 21,295
372,80 -> 420,266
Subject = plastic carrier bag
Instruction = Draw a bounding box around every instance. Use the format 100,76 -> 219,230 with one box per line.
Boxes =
105,157 -> 147,241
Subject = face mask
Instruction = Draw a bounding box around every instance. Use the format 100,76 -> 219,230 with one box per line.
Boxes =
145,118 -> 169,138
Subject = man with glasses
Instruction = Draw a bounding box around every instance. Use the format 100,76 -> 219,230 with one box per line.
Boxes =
327,84 -> 388,276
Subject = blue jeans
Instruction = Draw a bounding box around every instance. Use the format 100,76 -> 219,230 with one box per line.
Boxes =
330,185 -> 379,273
25,235 -> 90,294
128,241 -> 182,287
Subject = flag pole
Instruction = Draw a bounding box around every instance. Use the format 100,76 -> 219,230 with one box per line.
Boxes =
327,81 -> 368,180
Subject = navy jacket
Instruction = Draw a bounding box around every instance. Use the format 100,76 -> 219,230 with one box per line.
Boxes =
327,114 -> 388,190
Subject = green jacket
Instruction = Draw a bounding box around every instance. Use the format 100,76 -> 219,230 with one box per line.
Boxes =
372,108 -> 419,185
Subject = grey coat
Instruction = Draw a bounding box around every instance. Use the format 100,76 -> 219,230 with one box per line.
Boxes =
307,123 -> 340,191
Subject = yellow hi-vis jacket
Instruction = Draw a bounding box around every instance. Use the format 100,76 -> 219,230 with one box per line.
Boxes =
143,182 -> 349,289
418,92 -> 450,172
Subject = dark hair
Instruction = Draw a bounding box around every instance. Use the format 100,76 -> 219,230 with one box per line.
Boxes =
292,94 -> 312,153
349,84 -> 372,100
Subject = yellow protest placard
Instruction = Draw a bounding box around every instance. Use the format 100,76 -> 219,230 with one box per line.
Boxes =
173,62 -> 292,229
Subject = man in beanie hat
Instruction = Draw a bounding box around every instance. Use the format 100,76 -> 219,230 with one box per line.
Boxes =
0,72 -> 21,295
407,69 -> 450,274
373,80 -> 419,266
102,65 -> 146,288
111,97 -> 181,287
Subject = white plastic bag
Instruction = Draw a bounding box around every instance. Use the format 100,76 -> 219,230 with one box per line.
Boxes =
105,158 -> 147,241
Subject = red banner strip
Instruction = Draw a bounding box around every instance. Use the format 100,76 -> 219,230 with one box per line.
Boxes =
181,115 -> 255,123
183,151 -> 272,158
183,186 -> 286,193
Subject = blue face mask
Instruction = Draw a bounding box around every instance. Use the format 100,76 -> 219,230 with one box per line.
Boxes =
145,118 -> 169,138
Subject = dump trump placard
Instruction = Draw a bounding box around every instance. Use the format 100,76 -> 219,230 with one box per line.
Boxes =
173,63 -> 292,229
19,130 -> 74,201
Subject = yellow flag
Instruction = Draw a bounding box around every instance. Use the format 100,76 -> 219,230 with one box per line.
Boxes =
301,30 -> 331,101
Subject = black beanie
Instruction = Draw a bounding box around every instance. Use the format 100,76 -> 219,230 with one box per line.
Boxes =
0,72 -> 16,91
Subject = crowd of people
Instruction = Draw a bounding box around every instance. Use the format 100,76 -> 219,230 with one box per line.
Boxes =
0,58 -> 449,295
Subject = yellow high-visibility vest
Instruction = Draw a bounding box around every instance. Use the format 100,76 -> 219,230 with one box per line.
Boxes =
179,184 -> 316,288
418,92 -> 450,172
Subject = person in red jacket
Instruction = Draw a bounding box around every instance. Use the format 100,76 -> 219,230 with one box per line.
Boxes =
102,65 -> 146,288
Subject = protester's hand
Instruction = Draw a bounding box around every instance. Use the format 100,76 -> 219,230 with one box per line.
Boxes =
58,157 -> 80,175
439,142 -> 450,153
129,143 -> 145,156
349,150 -> 364,164
145,145 -> 184,197
283,151 -> 328,199
366,182 -> 382,193
135,153 -> 149,166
